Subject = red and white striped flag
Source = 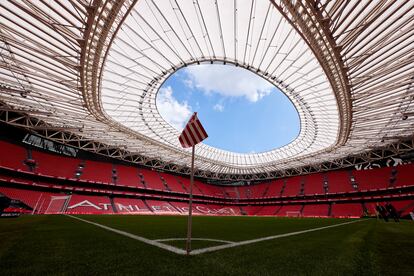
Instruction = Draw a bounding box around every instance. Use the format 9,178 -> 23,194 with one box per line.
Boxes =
178,112 -> 208,148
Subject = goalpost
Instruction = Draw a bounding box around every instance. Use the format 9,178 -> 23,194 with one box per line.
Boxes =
286,211 -> 302,218
44,195 -> 71,214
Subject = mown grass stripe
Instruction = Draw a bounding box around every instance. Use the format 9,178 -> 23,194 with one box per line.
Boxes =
67,215 -> 366,256
66,215 -> 187,255
190,219 -> 367,255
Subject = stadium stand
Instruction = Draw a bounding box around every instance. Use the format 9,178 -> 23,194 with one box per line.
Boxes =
239,184 -> 269,199
160,174 -> 186,193
331,203 -> 363,218
0,186 -> 59,214
282,176 -> 302,197
277,205 -> 303,216
302,204 -> 329,217
394,164 -> 413,187
326,170 -> 354,193
266,180 -> 284,198
32,150 -> 79,178
0,140 -> 28,171
255,206 -> 279,216
0,140 -> 413,217
140,170 -> 166,191
115,165 -> 143,188
80,161 -> 113,184
304,174 -> 326,195
114,197 -> 152,214
145,200 -> 178,214
354,167 -> 391,191
195,181 -> 225,197
66,194 -> 114,214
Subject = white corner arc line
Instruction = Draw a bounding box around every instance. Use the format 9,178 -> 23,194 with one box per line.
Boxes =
66,215 -> 367,256
65,215 -> 187,255
189,219 -> 367,255
155,238 -> 235,244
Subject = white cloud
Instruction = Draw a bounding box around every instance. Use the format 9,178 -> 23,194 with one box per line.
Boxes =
183,64 -> 273,102
183,79 -> 194,89
157,86 -> 192,130
213,103 -> 224,112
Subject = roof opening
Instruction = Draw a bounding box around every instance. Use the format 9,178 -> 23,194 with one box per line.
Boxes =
156,64 -> 300,153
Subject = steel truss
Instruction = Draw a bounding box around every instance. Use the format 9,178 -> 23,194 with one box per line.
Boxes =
0,0 -> 413,180
1,107 -> 413,181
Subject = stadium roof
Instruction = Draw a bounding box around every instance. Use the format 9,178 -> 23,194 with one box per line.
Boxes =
0,0 -> 413,180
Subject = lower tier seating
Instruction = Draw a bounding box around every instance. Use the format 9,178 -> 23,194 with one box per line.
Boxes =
0,186 -> 61,214
66,194 -> 114,214
1,185 -> 413,218
330,203 -> 363,218
113,197 -> 152,214
302,204 -> 329,217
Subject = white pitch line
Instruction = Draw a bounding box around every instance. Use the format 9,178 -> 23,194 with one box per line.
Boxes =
189,219 -> 367,255
155,238 -> 235,244
65,215 -> 187,255
66,215 -> 367,256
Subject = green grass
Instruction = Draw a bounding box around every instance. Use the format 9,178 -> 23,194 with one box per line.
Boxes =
0,215 -> 413,275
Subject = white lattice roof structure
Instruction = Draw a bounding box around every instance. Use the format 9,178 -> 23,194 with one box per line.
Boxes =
0,0 -> 413,180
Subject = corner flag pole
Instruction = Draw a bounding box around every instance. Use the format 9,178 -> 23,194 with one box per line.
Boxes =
186,145 -> 195,255
179,112 -> 208,255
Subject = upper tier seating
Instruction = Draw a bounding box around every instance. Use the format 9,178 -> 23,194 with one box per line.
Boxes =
195,181 -> 225,197
327,171 -> 354,193
140,170 -> 165,190
222,187 -> 239,198
354,167 -> 391,190
0,141 -> 27,171
80,161 -> 113,184
32,150 -> 79,178
175,176 -> 201,195
394,164 -> 414,187
238,184 -> 269,199
115,165 -> 143,188
282,176 -> 302,197
266,180 -> 284,197
160,174 -> 186,193
305,174 -> 325,195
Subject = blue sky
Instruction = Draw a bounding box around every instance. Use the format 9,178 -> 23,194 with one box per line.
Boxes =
156,64 -> 300,153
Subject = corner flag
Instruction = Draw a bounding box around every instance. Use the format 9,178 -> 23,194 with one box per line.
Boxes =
178,112 -> 208,255
178,112 -> 208,148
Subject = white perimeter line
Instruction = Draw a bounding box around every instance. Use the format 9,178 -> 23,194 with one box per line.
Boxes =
66,215 -> 366,256
66,215 -> 187,255
190,219 -> 367,255
155,238 -> 235,244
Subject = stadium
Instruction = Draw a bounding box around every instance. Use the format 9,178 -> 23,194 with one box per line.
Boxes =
0,0 -> 414,275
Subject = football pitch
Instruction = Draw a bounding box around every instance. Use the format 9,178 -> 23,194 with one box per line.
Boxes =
1,215 -> 413,275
